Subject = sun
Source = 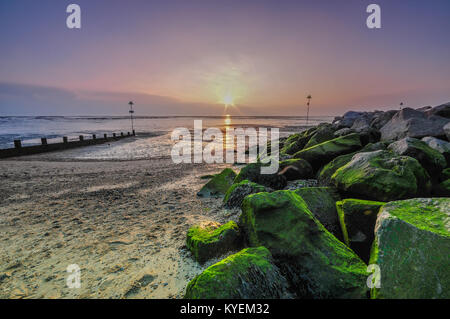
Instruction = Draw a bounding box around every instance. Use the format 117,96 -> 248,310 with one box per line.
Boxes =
221,93 -> 235,107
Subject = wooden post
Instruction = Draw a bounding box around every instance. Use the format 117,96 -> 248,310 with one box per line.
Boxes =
104,133 -> 107,139
113,133 -> 116,138
92,134 -> 96,140
79,135 -> 84,141
14,140 -> 22,148
41,138 -> 48,145
121,132 -> 124,137
63,136 -> 68,143
127,132 -> 130,136
132,130 -> 135,136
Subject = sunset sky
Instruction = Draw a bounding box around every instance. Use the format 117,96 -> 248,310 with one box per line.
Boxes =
1,0 -> 449,116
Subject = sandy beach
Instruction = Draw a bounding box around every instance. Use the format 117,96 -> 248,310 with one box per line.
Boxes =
0,150 -> 241,299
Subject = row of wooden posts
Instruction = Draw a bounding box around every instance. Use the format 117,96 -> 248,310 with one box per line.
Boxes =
13,130 -> 136,149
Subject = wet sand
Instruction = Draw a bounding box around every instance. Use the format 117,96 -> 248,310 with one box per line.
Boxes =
0,151 -> 241,298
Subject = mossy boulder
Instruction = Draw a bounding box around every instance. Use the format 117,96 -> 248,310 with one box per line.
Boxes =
318,142 -> 388,186
336,199 -> 385,263
278,158 -> 314,181
332,150 -> 431,201
184,247 -> 292,299
422,136 -> 450,166
281,128 -> 317,155
370,198 -> 450,299
293,187 -> 343,240
234,162 -> 286,189
197,168 -> 236,197
240,191 -> 368,298
223,180 -> 269,209
388,137 -> 446,177
293,133 -> 362,171
186,221 -> 241,263
303,124 -> 335,149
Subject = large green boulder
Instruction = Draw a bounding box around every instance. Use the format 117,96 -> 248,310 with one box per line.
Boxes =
197,168 -> 236,197
234,162 -> 286,189
278,158 -> 314,181
186,221 -> 241,263
240,191 -> 368,298
303,124 -> 335,149
184,247 -> 291,299
281,128 -> 317,155
388,137 -> 446,177
223,180 -> 269,209
293,133 -> 362,171
332,150 -> 431,201
336,199 -> 385,263
370,198 -> 450,299
318,142 -> 388,186
293,187 -> 343,240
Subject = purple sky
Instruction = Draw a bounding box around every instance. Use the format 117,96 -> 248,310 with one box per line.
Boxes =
1,0 -> 449,116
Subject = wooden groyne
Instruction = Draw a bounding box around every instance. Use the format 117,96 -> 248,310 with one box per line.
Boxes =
0,130 -> 136,159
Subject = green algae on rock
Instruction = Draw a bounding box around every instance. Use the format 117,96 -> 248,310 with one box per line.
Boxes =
184,247 -> 291,299
293,133 -> 362,171
223,180 -> 269,209
370,198 -> 450,299
197,168 -> 236,197
303,124 -> 335,149
186,221 -> 241,263
332,150 -> 431,201
234,162 -> 286,190
240,190 -> 368,298
336,199 -> 385,263
293,187 -> 343,240
388,137 -> 446,177
317,142 -> 388,186
281,128 -> 317,155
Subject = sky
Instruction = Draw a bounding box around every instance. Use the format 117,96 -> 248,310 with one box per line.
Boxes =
0,0 -> 449,116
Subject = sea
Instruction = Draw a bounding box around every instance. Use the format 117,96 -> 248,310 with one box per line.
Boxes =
0,116 -> 333,160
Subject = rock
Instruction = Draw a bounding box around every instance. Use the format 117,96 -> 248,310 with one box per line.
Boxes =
425,102 -> 450,119
445,122 -> 450,141
370,110 -> 397,130
281,128 -> 317,155
234,162 -> 287,190
388,137 -> 446,177
421,136 -> 450,166
370,198 -> 450,299
317,142 -> 388,186
240,191 -> 368,298
186,221 -> 241,263
336,199 -> 385,263
380,107 -> 449,141
223,180 -> 269,209
334,128 -> 353,137
197,168 -> 236,197
434,179 -> 450,197
278,158 -> 314,181
293,133 -> 362,171
333,111 -> 366,129
356,127 -> 381,145
283,179 -> 318,190
332,150 -> 431,201
184,246 -> 292,299
303,124 -> 335,149
293,187 -> 343,240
